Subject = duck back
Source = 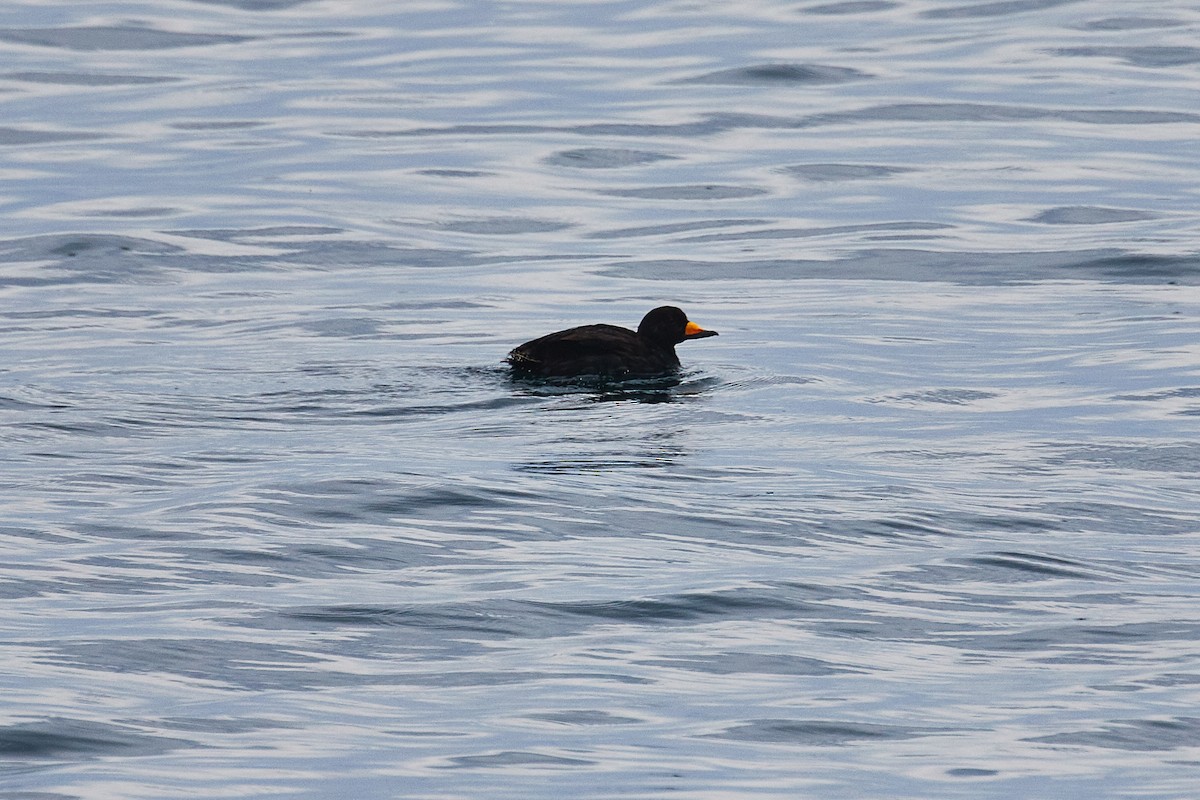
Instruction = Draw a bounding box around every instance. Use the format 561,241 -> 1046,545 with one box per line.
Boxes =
507,323 -> 679,378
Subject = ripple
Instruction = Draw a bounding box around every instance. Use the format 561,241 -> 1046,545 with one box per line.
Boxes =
679,63 -> 872,85
190,0 -> 317,9
597,185 -> 768,200
275,605 -> 527,637
1028,206 -> 1160,225
46,638 -> 336,691
1027,717 -> 1200,751
525,710 -> 641,726
0,25 -> 254,50
922,0 -> 1082,19
585,219 -> 764,240
947,768 -> 1000,777
437,217 -> 571,235
413,168 -> 493,178
2,70 -> 178,85
874,389 -> 1000,406
1043,443 -> 1200,474
601,249 -> 1200,284
527,588 -> 820,624
0,127 -> 107,145
707,719 -> 951,745
543,148 -> 676,169
802,1 -> 899,14
342,101 -> 1200,142
958,551 -> 1112,581
0,718 -> 191,759
1055,46 -> 1200,68
638,652 -> 854,676
677,221 -> 948,244
784,163 -> 913,182
442,750 -> 595,769
169,120 -> 267,131
810,102 -> 1200,126
1078,17 -> 1187,31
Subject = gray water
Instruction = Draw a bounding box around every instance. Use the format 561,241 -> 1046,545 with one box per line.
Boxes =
2,1 -> 1200,797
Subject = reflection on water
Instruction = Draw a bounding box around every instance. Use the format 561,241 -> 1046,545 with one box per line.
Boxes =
510,371 -> 695,401
2,0 -> 1200,797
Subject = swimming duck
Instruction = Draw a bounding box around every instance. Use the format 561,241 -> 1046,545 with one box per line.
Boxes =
507,306 -> 717,378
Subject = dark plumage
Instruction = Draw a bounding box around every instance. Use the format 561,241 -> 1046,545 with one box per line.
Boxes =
507,306 -> 718,379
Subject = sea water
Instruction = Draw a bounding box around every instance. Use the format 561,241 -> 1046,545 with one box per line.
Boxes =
2,1 -> 1199,797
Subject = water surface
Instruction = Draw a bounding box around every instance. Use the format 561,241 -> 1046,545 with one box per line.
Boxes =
2,1 -> 1199,797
